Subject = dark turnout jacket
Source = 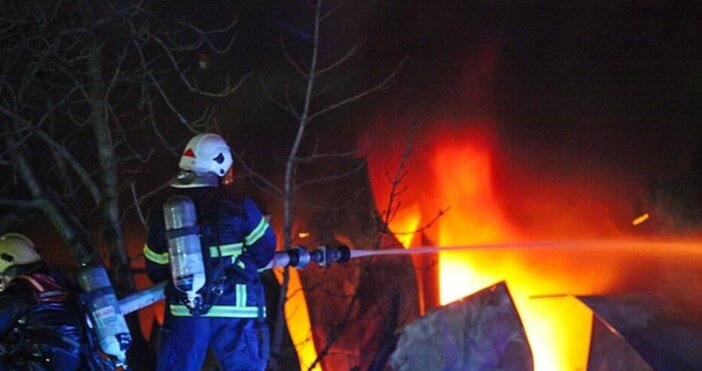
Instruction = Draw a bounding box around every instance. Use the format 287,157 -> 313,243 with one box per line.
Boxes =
0,264 -> 84,370
144,187 -> 276,318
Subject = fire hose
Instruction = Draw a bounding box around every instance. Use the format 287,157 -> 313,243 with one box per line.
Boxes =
118,244 -> 352,315
118,241 -> 571,316
76,245 -> 351,368
119,239 -> 673,316
90,240 -> 583,367
95,194 -> 674,367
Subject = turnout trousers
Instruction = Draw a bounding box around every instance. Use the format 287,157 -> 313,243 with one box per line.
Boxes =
156,315 -> 269,371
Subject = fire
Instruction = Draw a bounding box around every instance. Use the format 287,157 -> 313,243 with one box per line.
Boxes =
273,268 -> 321,371
365,124 -> 622,371
432,139 -> 520,301
434,138 -> 599,371
390,203 -> 422,248
632,213 -> 649,226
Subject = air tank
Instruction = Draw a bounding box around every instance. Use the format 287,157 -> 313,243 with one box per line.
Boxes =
163,195 -> 206,309
77,265 -> 131,367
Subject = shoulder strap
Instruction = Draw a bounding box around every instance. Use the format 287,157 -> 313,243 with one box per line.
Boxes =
15,273 -> 69,303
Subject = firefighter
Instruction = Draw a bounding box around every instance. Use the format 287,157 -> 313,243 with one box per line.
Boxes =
0,233 -> 85,370
144,133 -> 276,371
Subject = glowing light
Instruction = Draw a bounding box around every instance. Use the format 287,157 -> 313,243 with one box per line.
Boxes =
364,124 -> 634,371
273,268 -> 321,371
432,138 -> 594,371
298,231 -> 310,239
632,213 -> 649,226
390,203 -> 421,248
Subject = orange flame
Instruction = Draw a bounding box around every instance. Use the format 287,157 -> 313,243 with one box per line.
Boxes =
632,213 -> 650,226
432,139 -> 521,302
365,124 -> 626,371
390,203 -> 422,248
273,268 -> 322,371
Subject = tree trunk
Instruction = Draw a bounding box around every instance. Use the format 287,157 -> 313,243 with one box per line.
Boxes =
85,22 -> 135,296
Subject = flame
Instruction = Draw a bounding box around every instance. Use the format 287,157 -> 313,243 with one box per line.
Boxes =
433,138 -> 595,371
632,213 -> 650,226
273,268 -> 321,371
433,139 -> 520,302
390,203 -> 422,248
365,125 -> 620,371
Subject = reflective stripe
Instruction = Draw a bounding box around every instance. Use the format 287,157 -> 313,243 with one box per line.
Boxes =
17,275 -> 45,291
207,218 -> 268,257
236,284 -> 247,305
209,243 -> 243,258
245,217 -> 269,246
148,217 -> 267,264
147,244 -> 243,264
211,217 -> 269,263
144,244 -> 169,264
170,304 -> 265,318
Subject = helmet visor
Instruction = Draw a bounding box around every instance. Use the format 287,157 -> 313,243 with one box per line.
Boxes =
170,170 -> 219,188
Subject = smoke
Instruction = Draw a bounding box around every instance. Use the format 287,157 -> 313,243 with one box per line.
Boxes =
357,1 -> 702,239
360,41 -> 653,241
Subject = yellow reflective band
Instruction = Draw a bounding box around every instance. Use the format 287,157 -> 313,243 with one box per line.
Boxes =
236,284 -> 247,305
170,304 -> 265,318
244,217 -> 269,246
208,217 -> 268,264
209,243 -> 243,258
144,244 -> 169,265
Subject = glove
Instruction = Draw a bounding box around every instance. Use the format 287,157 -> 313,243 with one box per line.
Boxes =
232,252 -> 258,282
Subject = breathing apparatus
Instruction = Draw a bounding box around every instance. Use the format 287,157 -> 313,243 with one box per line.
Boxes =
163,132 -> 231,309
163,195 -> 207,310
77,265 -> 132,369
120,244 -> 353,317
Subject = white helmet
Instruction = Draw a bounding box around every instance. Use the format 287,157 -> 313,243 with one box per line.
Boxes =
172,133 -> 233,188
0,233 -> 41,274
178,133 -> 233,176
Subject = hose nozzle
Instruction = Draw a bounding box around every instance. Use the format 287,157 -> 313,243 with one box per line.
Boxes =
309,245 -> 351,267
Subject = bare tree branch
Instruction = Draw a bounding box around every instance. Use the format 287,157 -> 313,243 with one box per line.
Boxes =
296,157 -> 366,189
152,35 -> 252,98
234,152 -> 283,196
259,76 -> 301,119
154,16 -> 238,53
0,197 -> 44,208
3,131 -> 93,263
35,129 -> 101,203
269,1 -> 410,367
129,181 -> 149,229
316,39 -> 364,75
319,1 -> 343,22
308,56 -> 407,122
281,37 -> 310,79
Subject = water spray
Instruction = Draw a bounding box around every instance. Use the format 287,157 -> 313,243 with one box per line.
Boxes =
120,238 -> 702,314
343,239 -> 702,259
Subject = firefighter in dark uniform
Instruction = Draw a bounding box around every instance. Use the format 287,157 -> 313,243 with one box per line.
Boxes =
144,133 -> 276,371
0,233 -> 85,370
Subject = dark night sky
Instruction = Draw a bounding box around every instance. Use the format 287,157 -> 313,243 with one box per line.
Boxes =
202,1 -> 701,184
144,2 -> 694,242
366,1 -> 700,176
96,1 -> 702,237
276,0 -> 702,235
